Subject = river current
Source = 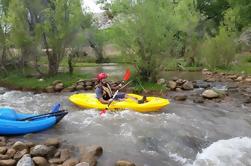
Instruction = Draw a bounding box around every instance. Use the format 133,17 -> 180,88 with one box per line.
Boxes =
0,87 -> 250,166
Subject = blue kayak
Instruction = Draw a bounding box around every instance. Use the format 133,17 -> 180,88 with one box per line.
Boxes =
0,103 -> 68,135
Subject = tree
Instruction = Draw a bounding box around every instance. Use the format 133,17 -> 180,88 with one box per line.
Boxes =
107,0 -> 199,81
37,0 -> 91,75
197,0 -> 229,31
7,0 -> 36,74
225,0 -> 251,31
0,0 -> 9,73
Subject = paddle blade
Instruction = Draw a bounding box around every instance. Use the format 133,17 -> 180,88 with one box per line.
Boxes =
123,69 -> 131,81
51,103 -> 61,113
99,109 -> 107,116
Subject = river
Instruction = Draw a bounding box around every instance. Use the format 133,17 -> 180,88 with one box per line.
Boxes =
0,86 -> 251,166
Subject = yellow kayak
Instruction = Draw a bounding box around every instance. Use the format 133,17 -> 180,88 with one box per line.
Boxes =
69,93 -> 170,112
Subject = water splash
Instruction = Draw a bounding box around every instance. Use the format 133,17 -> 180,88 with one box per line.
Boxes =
191,137 -> 251,166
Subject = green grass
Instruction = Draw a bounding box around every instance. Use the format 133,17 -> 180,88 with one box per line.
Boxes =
0,70 -> 91,89
213,53 -> 251,74
132,81 -> 166,93
164,58 -> 201,71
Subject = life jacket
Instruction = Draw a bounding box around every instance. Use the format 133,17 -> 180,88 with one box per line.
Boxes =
101,83 -> 113,100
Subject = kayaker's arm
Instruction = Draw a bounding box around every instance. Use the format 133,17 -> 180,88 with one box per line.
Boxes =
98,97 -> 112,104
111,81 -> 124,91
96,87 -> 113,104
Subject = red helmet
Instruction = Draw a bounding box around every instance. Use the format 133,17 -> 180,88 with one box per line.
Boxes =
97,72 -> 108,80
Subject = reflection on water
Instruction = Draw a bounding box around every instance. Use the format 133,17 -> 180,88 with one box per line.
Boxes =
61,63 -> 203,80
0,89 -> 251,166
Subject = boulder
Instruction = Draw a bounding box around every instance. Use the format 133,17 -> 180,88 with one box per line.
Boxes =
14,149 -> 28,160
45,86 -> 54,93
176,79 -> 185,85
204,77 -> 216,82
62,158 -> 79,166
174,95 -> 187,101
17,154 -> 34,166
115,160 -> 136,166
32,157 -> 48,166
75,162 -> 89,166
0,159 -> 16,166
30,145 -> 50,157
76,84 -> 85,91
54,83 -> 64,92
54,151 -> 61,158
0,137 -> 6,146
0,147 -> 7,154
86,145 -> 103,157
245,77 -> 251,82
85,81 -> 93,86
182,81 -> 194,90
52,80 -> 62,86
172,77 -> 179,81
0,87 -> 6,95
76,79 -> 86,84
244,97 -> 251,104
12,141 -> 27,151
77,81 -> 85,86
85,86 -> 93,90
157,78 -> 166,85
46,146 -> 57,158
6,149 -> 16,158
0,154 -> 10,160
226,75 -> 238,80
60,149 -> 70,161
62,86 -> 76,92
235,76 -> 243,81
193,98 -> 205,104
168,81 -> 177,90
24,142 -> 35,149
80,153 -> 97,166
48,158 -> 64,165
202,90 -> 219,99
44,138 -> 60,148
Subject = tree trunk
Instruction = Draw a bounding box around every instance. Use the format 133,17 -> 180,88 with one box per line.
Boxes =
88,40 -> 104,63
20,47 -> 30,74
0,46 -> 7,75
48,52 -> 59,76
68,54 -> 73,74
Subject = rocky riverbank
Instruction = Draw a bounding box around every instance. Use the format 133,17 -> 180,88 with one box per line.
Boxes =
1,69 -> 250,106
159,69 -> 251,106
0,137 -> 136,166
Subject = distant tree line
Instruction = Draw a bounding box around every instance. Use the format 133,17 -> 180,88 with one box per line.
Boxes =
99,0 -> 251,81
1,0 -> 251,81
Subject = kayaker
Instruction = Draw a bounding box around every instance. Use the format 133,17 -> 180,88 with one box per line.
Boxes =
95,72 -> 147,104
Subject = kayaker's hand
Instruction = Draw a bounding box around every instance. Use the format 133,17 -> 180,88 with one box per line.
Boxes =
108,99 -> 113,105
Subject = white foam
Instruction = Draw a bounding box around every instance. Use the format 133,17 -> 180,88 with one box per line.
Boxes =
140,149 -> 158,157
169,152 -> 188,165
191,137 -> 251,166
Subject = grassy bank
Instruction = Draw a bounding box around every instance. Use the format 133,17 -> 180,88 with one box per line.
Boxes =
214,53 -> 251,74
0,70 -> 90,90
163,53 -> 251,74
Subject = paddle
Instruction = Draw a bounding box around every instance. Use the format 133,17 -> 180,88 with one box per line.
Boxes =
133,64 -> 146,92
99,69 -> 131,115
108,68 -> 131,106
19,110 -> 68,121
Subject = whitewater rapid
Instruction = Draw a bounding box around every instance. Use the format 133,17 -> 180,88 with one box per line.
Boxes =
0,88 -> 251,166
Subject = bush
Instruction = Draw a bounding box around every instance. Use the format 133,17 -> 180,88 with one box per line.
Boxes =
198,27 -> 236,69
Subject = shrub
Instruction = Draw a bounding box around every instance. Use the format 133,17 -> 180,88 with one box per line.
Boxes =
198,27 -> 236,69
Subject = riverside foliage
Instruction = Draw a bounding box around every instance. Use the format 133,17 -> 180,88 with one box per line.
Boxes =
0,0 -> 251,81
